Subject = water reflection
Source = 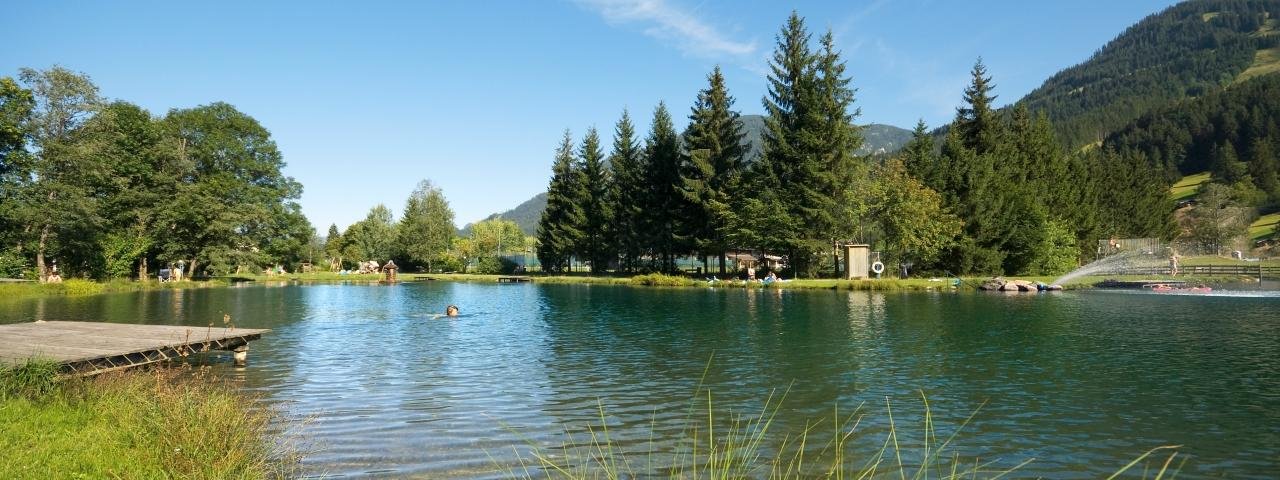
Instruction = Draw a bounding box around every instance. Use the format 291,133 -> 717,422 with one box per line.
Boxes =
0,284 -> 1276,478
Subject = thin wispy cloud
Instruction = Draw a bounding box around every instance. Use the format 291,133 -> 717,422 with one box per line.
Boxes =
574,0 -> 758,60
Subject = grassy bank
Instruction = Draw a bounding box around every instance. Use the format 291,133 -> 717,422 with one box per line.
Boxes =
262,271 -> 1254,291
0,362 -> 295,479
5,264 -> 1264,303
0,278 -> 230,301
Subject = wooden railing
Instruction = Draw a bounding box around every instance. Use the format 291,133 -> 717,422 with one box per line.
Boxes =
1104,265 -> 1280,279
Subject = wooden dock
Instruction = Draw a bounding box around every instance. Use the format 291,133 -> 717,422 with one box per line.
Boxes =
497,276 -> 532,283
0,321 -> 268,375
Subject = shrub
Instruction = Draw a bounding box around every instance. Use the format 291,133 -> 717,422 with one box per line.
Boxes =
630,273 -> 697,287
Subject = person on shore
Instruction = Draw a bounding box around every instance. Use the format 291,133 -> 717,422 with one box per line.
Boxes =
1170,251 -> 1180,276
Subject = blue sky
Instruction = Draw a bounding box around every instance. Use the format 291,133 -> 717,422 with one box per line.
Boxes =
4,0 -> 1178,231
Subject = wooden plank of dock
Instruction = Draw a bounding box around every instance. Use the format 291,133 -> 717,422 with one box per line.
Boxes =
497,276 -> 531,283
0,321 -> 268,375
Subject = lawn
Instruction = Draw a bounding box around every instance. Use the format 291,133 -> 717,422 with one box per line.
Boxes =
1249,212 -> 1279,240
1170,172 -> 1210,202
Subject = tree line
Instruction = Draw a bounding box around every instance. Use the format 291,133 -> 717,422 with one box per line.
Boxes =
0,67 -> 312,280
320,181 -> 534,275
535,12 -> 1178,278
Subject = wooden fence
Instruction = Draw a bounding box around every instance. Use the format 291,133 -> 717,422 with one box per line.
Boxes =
1105,264 -> 1280,279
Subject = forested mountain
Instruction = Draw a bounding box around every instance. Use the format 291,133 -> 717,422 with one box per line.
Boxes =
1105,73 -> 1280,202
737,115 -> 911,160
461,192 -> 546,236
1018,0 -> 1280,148
473,117 -> 910,234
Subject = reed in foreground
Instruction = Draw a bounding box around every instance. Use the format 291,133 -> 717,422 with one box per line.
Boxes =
500,389 -> 1185,479
0,362 -> 298,479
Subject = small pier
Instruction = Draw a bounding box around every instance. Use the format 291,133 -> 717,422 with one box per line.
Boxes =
0,321 -> 268,375
497,276 -> 532,283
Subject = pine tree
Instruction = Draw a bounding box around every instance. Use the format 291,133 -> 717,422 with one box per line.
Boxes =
608,110 -> 645,272
902,119 -> 937,189
1247,136 -> 1278,199
955,58 -> 1002,156
813,30 -> 867,274
757,12 -> 871,277
1211,141 -> 1248,184
578,127 -> 614,274
536,131 -> 585,272
679,66 -> 747,276
643,102 -> 684,273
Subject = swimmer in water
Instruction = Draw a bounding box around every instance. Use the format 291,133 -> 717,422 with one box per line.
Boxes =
446,305 -> 459,317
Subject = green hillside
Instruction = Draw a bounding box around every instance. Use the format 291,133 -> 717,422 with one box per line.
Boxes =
1171,172 -> 1212,201
1018,0 -> 1280,148
462,192 -> 546,236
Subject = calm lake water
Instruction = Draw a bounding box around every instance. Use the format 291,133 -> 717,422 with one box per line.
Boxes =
2,282 -> 1278,478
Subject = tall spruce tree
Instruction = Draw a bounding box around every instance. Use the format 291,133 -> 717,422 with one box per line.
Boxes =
955,58 -> 1002,156
902,119 -> 938,190
578,127 -> 614,274
608,110 -> 645,272
643,102 -> 684,273
759,12 -> 816,276
679,66 -> 747,276
536,131 -> 585,272
756,12 -> 868,277
813,30 -> 867,275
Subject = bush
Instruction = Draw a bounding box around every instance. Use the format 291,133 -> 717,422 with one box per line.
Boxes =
59,278 -> 105,296
0,248 -> 28,279
630,273 -> 697,287
474,256 -> 519,274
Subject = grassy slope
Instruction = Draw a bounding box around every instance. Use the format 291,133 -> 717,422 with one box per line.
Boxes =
1168,172 -> 1276,243
1250,212 -> 1280,240
0,364 -> 293,479
1237,18 -> 1280,82
1170,172 -> 1211,201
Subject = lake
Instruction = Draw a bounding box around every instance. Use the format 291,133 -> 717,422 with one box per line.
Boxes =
2,282 -> 1277,478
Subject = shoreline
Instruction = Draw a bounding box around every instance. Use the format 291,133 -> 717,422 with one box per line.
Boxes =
0,271 -> 1266,302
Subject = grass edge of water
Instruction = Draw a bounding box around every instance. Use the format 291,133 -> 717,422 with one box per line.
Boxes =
0,361 -> 300,479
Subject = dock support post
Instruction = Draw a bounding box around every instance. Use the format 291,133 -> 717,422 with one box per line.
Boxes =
232,345 -> 248,366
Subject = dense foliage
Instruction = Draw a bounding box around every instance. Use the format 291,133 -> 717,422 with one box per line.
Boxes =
532,11 -> 1196,278
1105,73 -> 1280,205
0,67 -> 313,280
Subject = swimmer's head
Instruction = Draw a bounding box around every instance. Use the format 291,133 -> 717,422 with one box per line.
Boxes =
446,305 -> 459,317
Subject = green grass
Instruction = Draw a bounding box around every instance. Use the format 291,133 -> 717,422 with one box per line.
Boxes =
1250,17 -> 1278,37
0,278 -> 231,302
1170,172 -> 1211,202
1237,46 -> 1280,83
0,362 -> 297,479
1178,253 -> 1280,266
1248,212 -> 1280,241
